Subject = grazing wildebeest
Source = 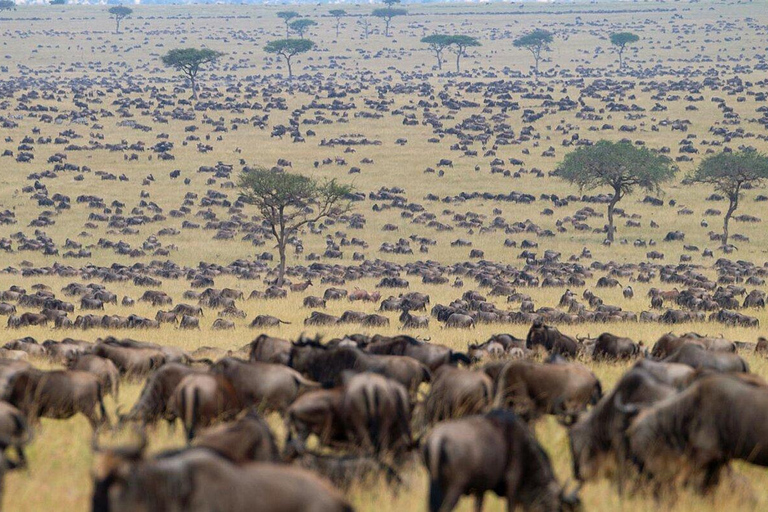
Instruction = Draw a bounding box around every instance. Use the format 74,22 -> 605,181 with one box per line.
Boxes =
250,315 -> 291,328
651,332 -> 736,359
626,373 -> 768,492
193,411 -> 280,463
444,313 -> 475,329
118,363 -> 204,427
423,409 -> 581,512
304,311 -> 340,326
93,342 -> 165,378
663,343 -> 748,373
4,368 -> 108,430
493,359 -> 602,422
285,387 -> 347,451
366,335 -> 470,371
288,339 -> 430,392
580,333 -> 641,361
526,321 -> 580,358
210,357 -> 319,413
92,443 -> 353,512
423,366 -> 493,424
342,372 -> 412,455
169,373 -> 241,441
179,314 -> 200,329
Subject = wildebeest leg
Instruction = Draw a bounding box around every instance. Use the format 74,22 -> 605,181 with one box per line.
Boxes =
473,492 -> 485,512
430,482 -> 462,512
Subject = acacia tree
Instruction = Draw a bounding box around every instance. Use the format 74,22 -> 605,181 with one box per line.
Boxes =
557,140 -> 676,243
109,5 -> 132,34
277,10 -> 299,38
289,18 -> 317,39
0,0 -> 15,9
610,32 -> 639,69
691,150 -> 768,248
372,7 -> 406,37
421,34 -> 451,70
264,39 -> 315,79
161,48 -> 224,100
359,17 -> 370,39
448,35 -> 481,73
329,9 -> 346,38
513,29 -> 553,78
239,169 -> 353,286
383,0 -> 400,5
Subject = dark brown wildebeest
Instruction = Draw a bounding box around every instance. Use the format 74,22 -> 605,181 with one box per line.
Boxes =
92,443 -> 353,512
663,344 -> 748,373
248,334 -> 292,365
138,290 -> 172,306
285,387 -> 347,451
169,373 -> 241,441
288,339 -> 430,392
342,372 -> 412,455
3,337 -> 45,358
118,363 -> 204,427
154,311 -> 178,324
179,315 -> 200,329
250,315 -> 291,328
4,368 -> 109,430
7,313 -> 48,328
172,303 -> 203,317
361,314 -> 390,327
400,309 -> 429,329
651,332 -> 736,359
93,342 -> 165,378
212,318 -> 235,330
444,313 -> 475,329
303,296 -> 327,308
366,335 -> 471,371
210,357 -> 319,413
580,333 -> 641,361
626,373 -> 768,492
304,311 -> 340,326
423,409 -> 581,512
65,353 -> 120,398
567,362 -> 679,488
526,321 -> 579,358
193,411 -> 280,463
423,366 -> 492,424
493,359 -> 602,422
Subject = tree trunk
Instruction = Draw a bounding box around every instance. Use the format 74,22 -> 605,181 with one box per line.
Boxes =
436,50 -> 442,70
336,21 -> 340,38
115,19 -> 120,34
607,190 -> 621,242
385,19 -> 390,37
723,197 -> 738,248
277,240 -> 287,287
534,56 -> 539,78
456,51 -> 461,73
189,74 -> 197,100
286,56 -> 293,79
285,22 -> 289,38
618,48 -> 624,69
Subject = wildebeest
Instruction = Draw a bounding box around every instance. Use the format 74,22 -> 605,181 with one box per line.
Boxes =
342,372 -> 412,454
250,315 -> 291,328
168,373 -> 241,441
493,359 -> 602,422
366,335 -> 470,371
92,442 -> 353,512
663,343 -> 748,373
285,387 -> 347,451
93,341 -> 165,378
248,334 -> 292,365
193,411 -> 280,463
288,339 -> 430,392
65,353 -> 120,398
650,332 -> 736,359
526,321 -> 579,357
4,368 -> 109,429
423,366 -> 493,424
423,409 -> 581,512
210,357 -> 319,412
581,333 -> 641,361
626,372 -> 768,492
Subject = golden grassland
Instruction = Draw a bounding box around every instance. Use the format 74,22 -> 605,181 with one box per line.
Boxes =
1,1 -> 768,510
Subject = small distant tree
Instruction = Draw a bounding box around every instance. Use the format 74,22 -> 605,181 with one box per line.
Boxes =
239,169 -> 353,286
448,35 -> 481,73
383,0 -> 400,5
556,140 -> 676,243
277,10 -> 299,38
109,5 -> 132,34
359,17 -> 370,39
329,9 -> 346,38
264,38 -> 315,79
610,32 -> 639,69
513,29 -> 553,78
0,0 -> 15,11
161,48 -> 224,100
691,150 -> 768,248
372,7 -> 406,37
421,34 -> 451,70
50,0 -> 66,5
289,18 -> 317,39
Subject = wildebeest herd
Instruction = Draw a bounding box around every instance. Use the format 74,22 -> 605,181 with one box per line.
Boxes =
2,1 -> 768,511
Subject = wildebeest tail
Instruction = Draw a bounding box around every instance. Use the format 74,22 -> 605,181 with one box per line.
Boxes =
426,439 -> 448,512
450,351 -> 472,366
97,382 -> 110,426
